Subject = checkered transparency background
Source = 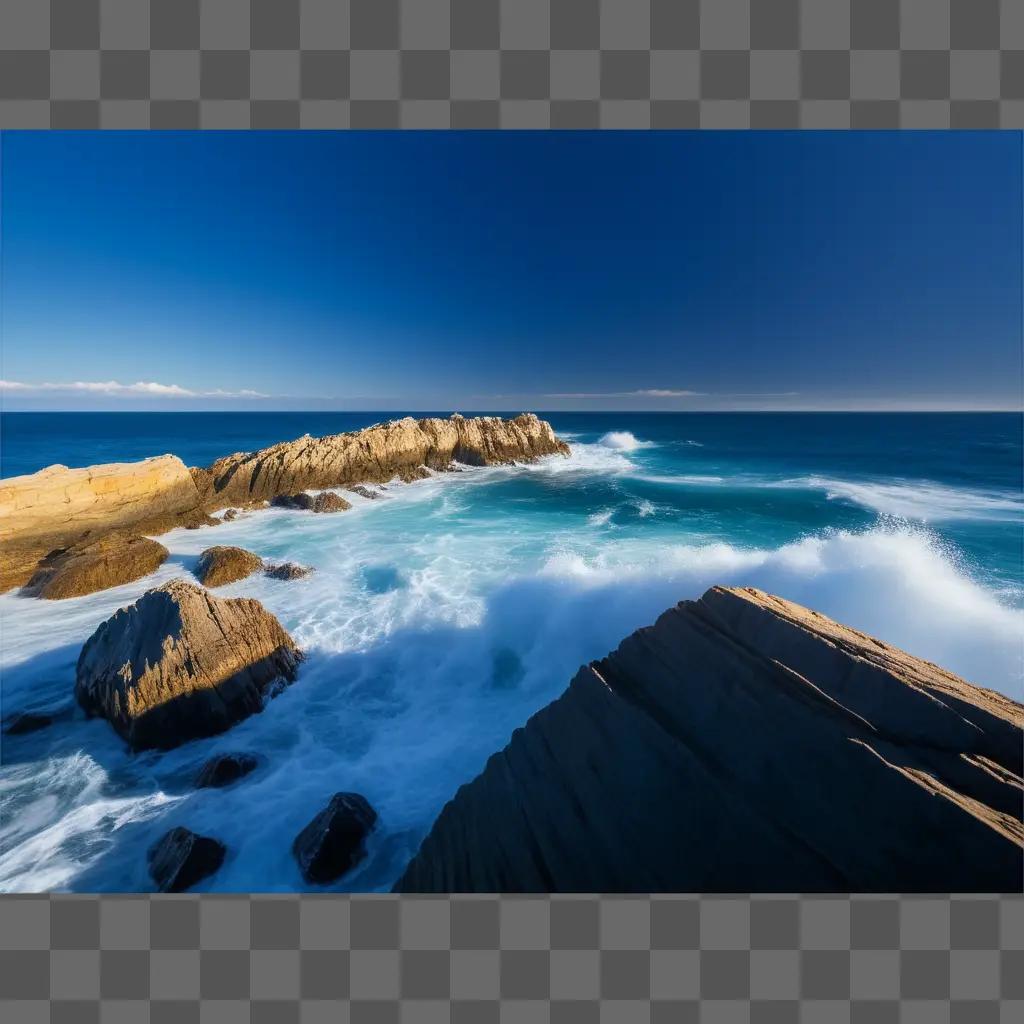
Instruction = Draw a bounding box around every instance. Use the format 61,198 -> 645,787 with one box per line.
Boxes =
0,894 -> 1021,1022
0,0 -> 1020,126
2,0 -> 1024,1020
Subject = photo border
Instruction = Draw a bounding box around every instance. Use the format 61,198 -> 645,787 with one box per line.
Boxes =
1,2 -> 1022,1020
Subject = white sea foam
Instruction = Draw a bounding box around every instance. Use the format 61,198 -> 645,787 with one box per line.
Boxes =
598,430 -> 655,451
0,441 -> 1020,893
784,476 -> 1024,523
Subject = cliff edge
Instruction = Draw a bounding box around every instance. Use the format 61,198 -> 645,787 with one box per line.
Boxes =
396,586 -> 1023,893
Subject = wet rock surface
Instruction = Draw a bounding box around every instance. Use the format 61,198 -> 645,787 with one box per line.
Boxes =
264,562 -> 314,580
148,826 -> 226,892
271,491 -> 352,513
293,793 -> 378,885
396,586 -> 1024,893
75,579 -> 301,750
195,752 -> 260,789
3,710 -> 55,735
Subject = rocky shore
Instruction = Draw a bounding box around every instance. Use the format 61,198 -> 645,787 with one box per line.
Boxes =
396,586 -> 1023,893
0,413 -> 569,597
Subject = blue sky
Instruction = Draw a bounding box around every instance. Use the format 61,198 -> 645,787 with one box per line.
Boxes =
1,130 -> 1020,411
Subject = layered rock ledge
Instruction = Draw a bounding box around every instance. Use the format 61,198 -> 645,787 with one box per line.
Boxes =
0,456 -> 202,592
396,586 -> 1023,893
75,579 -> 301,750
1,414 -> 569,595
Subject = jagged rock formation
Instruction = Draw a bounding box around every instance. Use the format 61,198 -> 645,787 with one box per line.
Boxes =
396,587 -> 1024,893
264,562 -> 314,580
293,793 -> 378,885
22,534 -> 169,600
148,827 -> 226,892
195,546 -> 263,587
193,414 -> 569,508
75,579 -> 301,750
271,491 -> 352,513
0,456 -> 204,593
2,415 -> 567,595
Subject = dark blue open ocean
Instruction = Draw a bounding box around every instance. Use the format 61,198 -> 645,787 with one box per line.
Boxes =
1,411 -> 1021,891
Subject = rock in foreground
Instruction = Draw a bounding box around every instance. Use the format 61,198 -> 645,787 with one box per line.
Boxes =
22,534 -> 169,600
396,586 -> 1023,893
293,793 -> 378,885
75,579 -> 301,750
196,546 -> 263,587
148,827 -> 226,892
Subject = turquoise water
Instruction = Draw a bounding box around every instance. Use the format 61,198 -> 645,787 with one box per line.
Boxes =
0,412 -> 1021,891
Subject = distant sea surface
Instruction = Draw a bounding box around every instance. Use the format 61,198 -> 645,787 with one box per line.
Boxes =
1,411 -> 1021,892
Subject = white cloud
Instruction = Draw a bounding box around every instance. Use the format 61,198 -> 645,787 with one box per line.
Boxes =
0,379 -> 269,399
544,388 -> 705,399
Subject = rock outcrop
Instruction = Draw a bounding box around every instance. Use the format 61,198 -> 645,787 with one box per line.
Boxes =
194,414 -> 569,508
22,534 -> 169,600
148,827 -> 226,892
0,455 -> 204,593
195,546 -> 263,587
396,586 -> 1023,893
271,492 -> 351,513
2,415 -> 567,595
293,793 -> 378,885
195,752 -> 260,789
75,579 -> 301,750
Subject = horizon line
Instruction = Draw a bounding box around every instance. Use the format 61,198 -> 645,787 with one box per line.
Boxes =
2,407 -> 1021,415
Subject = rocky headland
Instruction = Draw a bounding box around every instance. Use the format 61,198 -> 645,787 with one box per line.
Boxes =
0,414 -> 569,597
396,586 -> 1023,893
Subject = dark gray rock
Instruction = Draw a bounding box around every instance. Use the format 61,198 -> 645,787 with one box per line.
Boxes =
395,586 -> 1024,893
3,710 -> 54,735
293,793 -> 378,885
195,752 -> 260,789
148,826 -> 226,892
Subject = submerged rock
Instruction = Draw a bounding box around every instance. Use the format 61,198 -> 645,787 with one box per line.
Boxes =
292,793 -> 378,885
22,534 -> 169,600
264,562 -> 314,581
195,752 -> 260,789
221,508 -> 240,522
148,826 -> 226,892
196,546 -> 263,587
399,466 -> 432,483
396,586 -> 1024,893
271,491 -> 352,513
347,485 -> 386,500
3,710 -> 54,735
75,579 -> 301,750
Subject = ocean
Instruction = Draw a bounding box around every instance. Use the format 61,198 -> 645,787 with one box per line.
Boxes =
1,411 -> 1021,892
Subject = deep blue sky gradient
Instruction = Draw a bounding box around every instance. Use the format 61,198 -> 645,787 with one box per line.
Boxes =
1,131 -> 1020,410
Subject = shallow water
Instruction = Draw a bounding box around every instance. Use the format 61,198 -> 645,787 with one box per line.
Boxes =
0,412 -> 1021,891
